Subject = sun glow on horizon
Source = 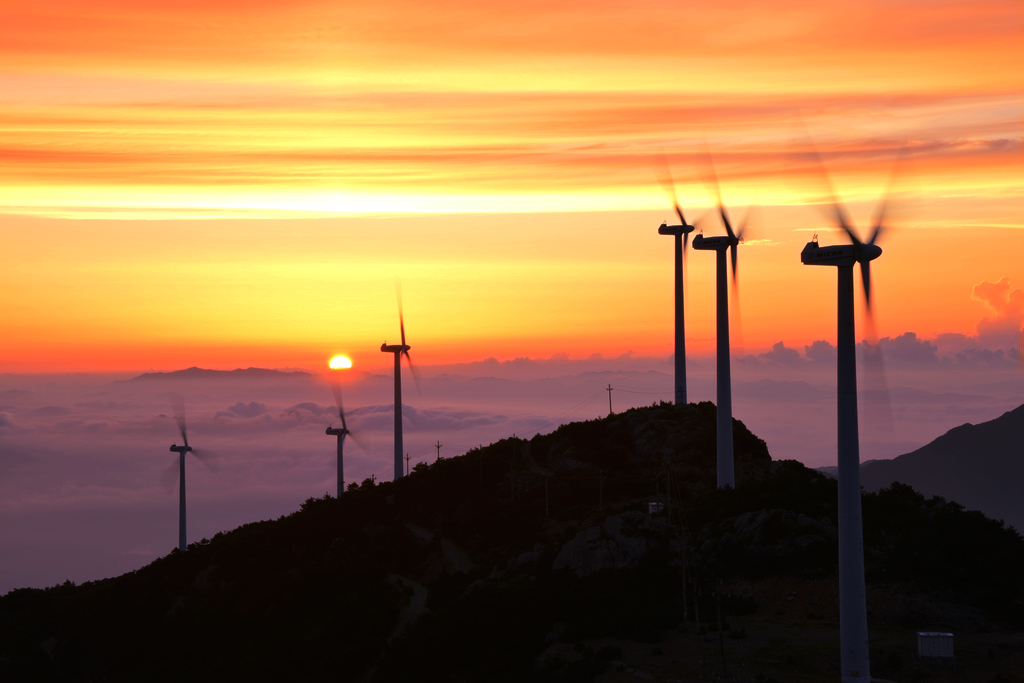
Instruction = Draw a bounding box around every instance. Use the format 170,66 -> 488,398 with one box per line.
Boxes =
329,355 -> 353,370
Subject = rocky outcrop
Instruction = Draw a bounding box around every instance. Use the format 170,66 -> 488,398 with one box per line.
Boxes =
696,508 -> 836,576
553,513 -> 660,578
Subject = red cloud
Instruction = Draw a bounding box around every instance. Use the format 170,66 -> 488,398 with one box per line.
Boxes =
972,278 -> 1024,349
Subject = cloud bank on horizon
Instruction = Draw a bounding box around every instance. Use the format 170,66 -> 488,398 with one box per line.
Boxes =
1,316 -> 1021,594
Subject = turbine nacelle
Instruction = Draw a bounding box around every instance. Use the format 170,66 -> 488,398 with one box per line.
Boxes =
169,444 -> 192,453
801,241 -> 882,267
691,234 -> 733,251
802,241 -> 855,266
658,222 -> 695,237
381,343 -> 411,353
325,426 -> 349,437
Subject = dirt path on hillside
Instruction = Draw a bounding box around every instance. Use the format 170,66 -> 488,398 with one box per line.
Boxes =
387,573 -> 429,640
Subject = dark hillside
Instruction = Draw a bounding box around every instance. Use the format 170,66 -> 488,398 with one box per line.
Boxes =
2,401 -> 1022,682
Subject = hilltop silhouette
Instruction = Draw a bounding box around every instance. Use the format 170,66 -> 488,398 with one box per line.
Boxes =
2,402 -> 1022,682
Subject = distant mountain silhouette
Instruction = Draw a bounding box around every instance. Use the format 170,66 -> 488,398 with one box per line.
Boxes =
121,366 -> 312,382
821,403 -> 1024,531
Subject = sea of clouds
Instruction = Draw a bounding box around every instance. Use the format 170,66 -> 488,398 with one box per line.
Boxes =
1,318 -> 1021,593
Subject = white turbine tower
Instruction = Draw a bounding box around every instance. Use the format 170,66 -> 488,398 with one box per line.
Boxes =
801,182 -> 888,683
163,395 -> 213,552
691,181 -> 747,489
381,288 -> 416,481
656,158 -> 697,405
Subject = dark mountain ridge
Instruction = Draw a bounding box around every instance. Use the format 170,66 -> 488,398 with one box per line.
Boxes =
2,402 -> 1022,682
820,403 -> 1024,530
120,366 -> 313,382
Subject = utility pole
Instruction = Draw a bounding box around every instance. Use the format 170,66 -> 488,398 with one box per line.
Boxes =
435,441 -> 442,462
405,452 -> 410,476
606,384 -> 614,415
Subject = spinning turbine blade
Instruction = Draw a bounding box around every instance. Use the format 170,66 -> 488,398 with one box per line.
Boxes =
868,222 -> 885,246
697,139 -> 724,208
799,134 -> 862,242
192,449 -> 218,472
170,393 -> 188,446
654,153 -> 684,222
395,282 -> 420,394
731,208 -> 757,287
722,204 -> 740,284
346,428 -> 368,453
858,260 -> 896,442
870,203 -> 887,243
730,265 -> 746,356
403,349 -> 421,395
861,261 -> 873,312
730,243 -> 739,285
396,281 -> 407,348
330,382 -> 348,431
868,144 -> 911,243
859,318 -> 896,442
160,458 -> 179,494
736,210 -> 750,243
697,143 -> 746,288
719,206 -> 734,240
833,205 -> 860,245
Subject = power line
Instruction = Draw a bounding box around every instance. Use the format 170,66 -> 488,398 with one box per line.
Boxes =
553,390 -> 604,422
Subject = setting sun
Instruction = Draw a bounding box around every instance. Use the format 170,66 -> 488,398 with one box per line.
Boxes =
328,355 -> 352,370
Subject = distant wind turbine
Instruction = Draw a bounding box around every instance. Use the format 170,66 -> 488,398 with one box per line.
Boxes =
163,395 -> 214,552
381,286 -> 417,481
692,160 -> 748,489
656,156 -> 696,405
326,383 -> 352,497
800,162 -> 890,683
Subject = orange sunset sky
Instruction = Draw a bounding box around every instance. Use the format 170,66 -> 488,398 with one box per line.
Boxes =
1,0 -> 1022,373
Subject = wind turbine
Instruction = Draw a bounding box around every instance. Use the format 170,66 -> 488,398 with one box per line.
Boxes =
800,179 -> 888,683
326,384 -> 351,497
657,158 -> 696,405
381,288 -> 416,481
691,176 -> 747,489
163,396 -> 213,552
